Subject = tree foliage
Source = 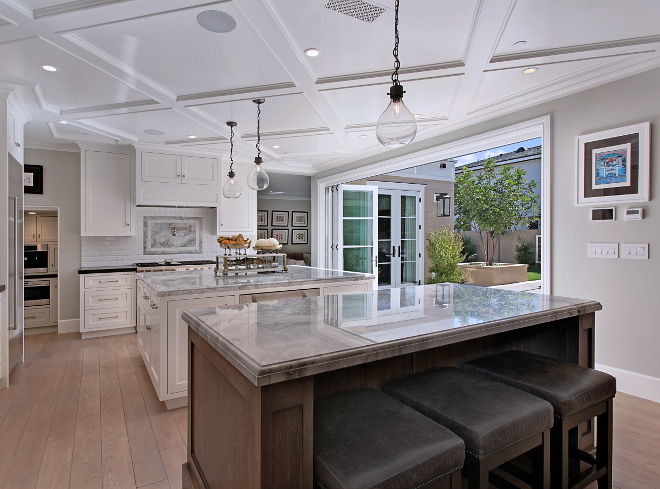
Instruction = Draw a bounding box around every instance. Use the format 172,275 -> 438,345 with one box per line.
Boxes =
426,227 -> 465,284
515,236 -> 536,266
454,159 -> 540,266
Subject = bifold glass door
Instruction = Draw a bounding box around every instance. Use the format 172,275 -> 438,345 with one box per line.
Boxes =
377,189 -> 421,288
337,185 -> 378,274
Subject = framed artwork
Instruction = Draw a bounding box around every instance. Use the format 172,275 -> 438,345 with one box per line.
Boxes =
292,229 -> 308,244
271,229 -> 289,244
292,211 -> 308,227
257,229 -> 268,240
24,164 -> 44,194
577,122 -> 650,205
271,211 -> 289,227
257,210 -> 268,226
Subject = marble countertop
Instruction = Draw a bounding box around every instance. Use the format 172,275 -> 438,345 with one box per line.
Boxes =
137,266 -> 374,297
182,284 -> 602,386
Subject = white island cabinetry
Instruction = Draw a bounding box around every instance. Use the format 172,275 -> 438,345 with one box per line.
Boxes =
136,267 -> 373,409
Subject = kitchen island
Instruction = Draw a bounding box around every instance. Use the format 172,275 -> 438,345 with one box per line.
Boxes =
180,284 -> 602,489
135,265 -> 374,408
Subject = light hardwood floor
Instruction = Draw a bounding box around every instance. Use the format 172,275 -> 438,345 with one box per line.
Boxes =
0,332 -> 658,489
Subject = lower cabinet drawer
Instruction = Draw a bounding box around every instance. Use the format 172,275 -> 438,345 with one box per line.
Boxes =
25,306 -> 52,328
84,274 -> 133,289
323,282 -> 370,295
238,288 -> 320,304
84,289 -> 132,309
84,307 -> 133,331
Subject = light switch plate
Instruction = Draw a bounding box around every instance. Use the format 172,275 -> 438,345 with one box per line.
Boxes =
588,242 -> 618,258
621,243 -> 649,259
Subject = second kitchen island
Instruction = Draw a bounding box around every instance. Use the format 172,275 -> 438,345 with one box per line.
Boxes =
136,265 -> 374,408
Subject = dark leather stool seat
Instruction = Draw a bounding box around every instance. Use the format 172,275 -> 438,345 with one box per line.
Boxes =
462,351 -> 616,489
383,367 -> 553,489
314,388 -> 465,489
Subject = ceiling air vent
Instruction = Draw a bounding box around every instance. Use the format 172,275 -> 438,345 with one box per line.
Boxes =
322,0 -> 387,23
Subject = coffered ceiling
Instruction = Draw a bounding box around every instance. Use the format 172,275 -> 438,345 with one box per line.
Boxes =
1,0 -> 659,175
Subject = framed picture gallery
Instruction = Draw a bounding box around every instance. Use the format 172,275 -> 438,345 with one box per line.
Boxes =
576,122 -> 650,205
291,211 -> 308,227
271,228 -> 289,244
257,229 -> 267,240
292,229 -> 308,244
257,210 -> 268,226
271,211 -> 289,227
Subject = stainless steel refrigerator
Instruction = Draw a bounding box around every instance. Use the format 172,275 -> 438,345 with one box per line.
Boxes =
8,154 -> 24,372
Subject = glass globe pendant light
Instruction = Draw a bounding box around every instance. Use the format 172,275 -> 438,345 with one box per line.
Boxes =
376,0 -> 416,148
222,121 -> 242,199
247,98 -> 270,191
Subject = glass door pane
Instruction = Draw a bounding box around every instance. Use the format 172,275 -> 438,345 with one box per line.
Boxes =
400,194 -> 417,285
338,185 -> 377,275
377,193 -> 393,287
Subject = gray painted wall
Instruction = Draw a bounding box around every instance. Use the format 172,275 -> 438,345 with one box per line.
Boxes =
24,148 -> 81,322
316,67 -> 660,380
256,198 -> 311,255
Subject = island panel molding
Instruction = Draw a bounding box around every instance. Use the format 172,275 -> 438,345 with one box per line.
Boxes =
143,216 -> 202,254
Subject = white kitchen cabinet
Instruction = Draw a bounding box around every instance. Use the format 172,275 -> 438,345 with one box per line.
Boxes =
81,150 -> 134,237
37,216 -> 57,242
181,156 -> 217,186
141,152 -> 181,184
24,306 -> 51,328
217,163 -> 257,236
50,278 -> 58,325
7,104 -> 23,164
24,214 -> 36,242
49,245 -> 58,273
80,272 -> 136,338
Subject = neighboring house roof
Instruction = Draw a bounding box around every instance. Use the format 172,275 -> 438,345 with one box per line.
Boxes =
455,145 -> 542,173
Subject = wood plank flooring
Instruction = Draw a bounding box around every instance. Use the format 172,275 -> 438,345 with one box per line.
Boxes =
1,332 -> 658,488
0,333 -> 187,489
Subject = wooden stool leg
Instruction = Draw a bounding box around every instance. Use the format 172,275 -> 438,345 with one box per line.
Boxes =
551,417 -> 569,489
465,455 -> 490,489
532,429 -> 551,489
597,399 -> 613,489
449,470 -> 462,489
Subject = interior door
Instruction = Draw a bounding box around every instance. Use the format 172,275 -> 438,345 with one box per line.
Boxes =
337,185 -> 378,275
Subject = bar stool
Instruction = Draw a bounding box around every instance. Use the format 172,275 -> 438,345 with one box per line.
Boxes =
383,367 -> 553,489
462,350 -> 616,489
314,388 -> 465,489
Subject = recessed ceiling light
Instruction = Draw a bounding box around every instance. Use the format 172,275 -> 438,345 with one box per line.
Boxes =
28,212 -> 36,215
144,129 -> 165,136
359,135 -> 368,138
188,135 -> 197,139
304,48 -> 320,57
521,67 -> 538,75
197,10 -> 237,33
273,145 -> 280,148
58,120 -> 68,124
41,65 -> 58,72
414,114 -> 422,118
513,40 -> 528,47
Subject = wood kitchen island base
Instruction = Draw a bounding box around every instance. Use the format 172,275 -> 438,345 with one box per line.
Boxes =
181,285 -> 601,489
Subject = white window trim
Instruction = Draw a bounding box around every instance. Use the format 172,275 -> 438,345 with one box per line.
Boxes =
315,115 -> 552,294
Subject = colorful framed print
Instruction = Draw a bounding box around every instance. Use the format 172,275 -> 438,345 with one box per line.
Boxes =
577,122 -> 650,205
292,229 -> 308,244
257,229 -> 268,240
271,229 -> 288,244
271,211 -> 289,227
257,210 -> 268,226
292,211 -> 308,227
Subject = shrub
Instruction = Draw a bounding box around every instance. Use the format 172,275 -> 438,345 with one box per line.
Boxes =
515,236 -> 536,265
427,227 -> 465,284
461,235 -> 479,262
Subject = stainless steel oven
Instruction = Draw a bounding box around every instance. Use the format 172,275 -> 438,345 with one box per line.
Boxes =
24,244 -> 49,275
24,278 -> 51,306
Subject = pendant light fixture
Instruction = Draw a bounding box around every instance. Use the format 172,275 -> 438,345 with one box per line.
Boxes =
375,0 -> 416,148
247,99 -> 270,191
222,121 -> 241,199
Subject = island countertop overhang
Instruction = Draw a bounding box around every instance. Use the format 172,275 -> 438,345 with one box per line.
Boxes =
182,285 -> 602,387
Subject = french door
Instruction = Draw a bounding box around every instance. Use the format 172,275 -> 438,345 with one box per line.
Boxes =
335,185 -> 378,274
376,189 -> 422,288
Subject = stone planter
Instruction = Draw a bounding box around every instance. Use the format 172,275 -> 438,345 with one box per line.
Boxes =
458,262 -> 529,286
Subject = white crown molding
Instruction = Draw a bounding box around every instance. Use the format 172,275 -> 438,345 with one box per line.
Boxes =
133,142 -> 228,159
76,140 -> 134,153
8,91 -> 31,123
315,61 -> 465,86
176,82 -> 298,102
257,194 -> 311,201
33,0 -> 136,19
60,99 -> 160,115
1,0 -> 33,18
241,127 -> 332,140
76,118 -> 137,141
25,142 -> 81,153
32,83 -> 60,114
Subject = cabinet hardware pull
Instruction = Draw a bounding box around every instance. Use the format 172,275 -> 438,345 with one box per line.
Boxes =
145,324 -> 152,330
103,280 -> 119,283
99,315 -> 119,320
182,175 -> 186,177
151,304 -> 158,309
15,142 -> 20,147
25,316 -> 36,319
143,295 -> 149,300
99,298 -> 119,301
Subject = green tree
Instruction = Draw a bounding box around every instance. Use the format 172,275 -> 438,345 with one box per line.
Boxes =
426,227 -> 465,284
454,159 -> 540,266
515,236 -> 536,266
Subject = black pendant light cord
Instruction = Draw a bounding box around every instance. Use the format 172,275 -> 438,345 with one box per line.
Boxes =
229,125 -> 235,173
391,0 -> 400,87
256,103 -> 261,159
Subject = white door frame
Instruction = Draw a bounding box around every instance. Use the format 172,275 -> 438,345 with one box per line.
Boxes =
315,115 -> 552,294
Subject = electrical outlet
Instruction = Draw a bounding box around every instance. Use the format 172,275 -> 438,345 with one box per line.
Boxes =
588,242 -> 618,258
621,243 -> 649,259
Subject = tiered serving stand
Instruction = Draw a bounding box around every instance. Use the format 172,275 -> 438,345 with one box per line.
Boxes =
215,244 -> 287,277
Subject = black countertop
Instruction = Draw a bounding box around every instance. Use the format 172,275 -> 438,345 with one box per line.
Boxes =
25,273 -> 58,279
0,284 -> 4,293
78,265 -> 137,274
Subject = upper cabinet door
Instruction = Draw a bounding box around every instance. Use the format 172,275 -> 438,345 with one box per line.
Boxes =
37,216 -> 58,242
7,108 -> 23,164
141,153 -> 181,183
83,151 -> 133,236
217,163 -> 256,235
24,214 -> 37,242
181,156 -> 217,186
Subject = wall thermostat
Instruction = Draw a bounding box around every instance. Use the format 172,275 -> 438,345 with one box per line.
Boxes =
591,207 -> 615,221
624,208 -> 643,220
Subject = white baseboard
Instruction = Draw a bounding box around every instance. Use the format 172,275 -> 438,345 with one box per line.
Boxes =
596,363 -> 660,404
58,319 -> 80,334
